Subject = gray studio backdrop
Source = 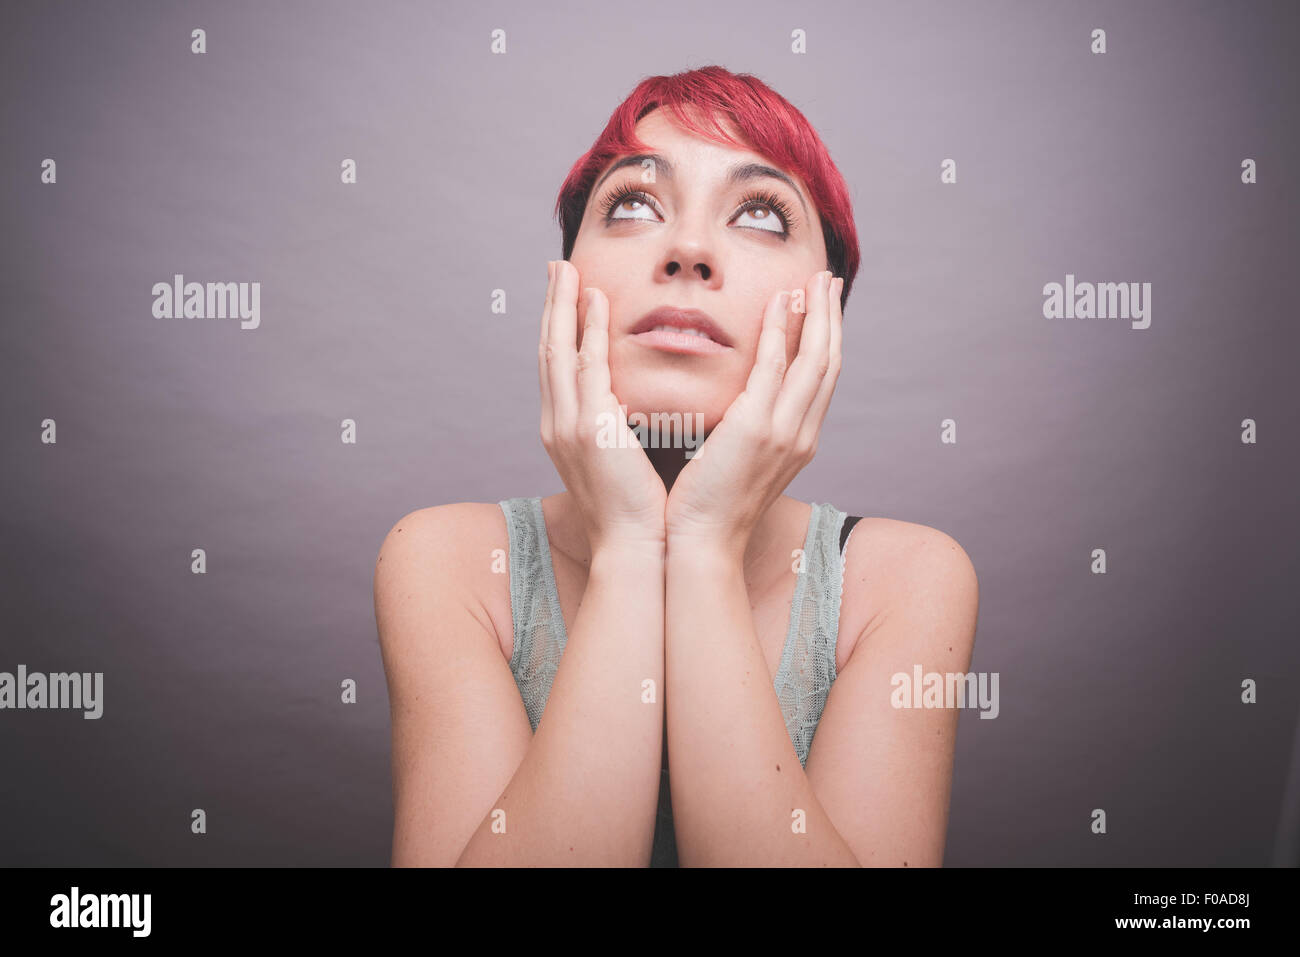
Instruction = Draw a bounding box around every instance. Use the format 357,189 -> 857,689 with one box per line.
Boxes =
2,0 -> 1297,866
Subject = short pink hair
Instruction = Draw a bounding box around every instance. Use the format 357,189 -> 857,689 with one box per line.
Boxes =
554,65 -> 861,311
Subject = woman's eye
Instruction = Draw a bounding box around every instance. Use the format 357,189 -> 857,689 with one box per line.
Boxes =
609,195 -> 659,221
733,204 -> 785,233
602,189 -> 788,234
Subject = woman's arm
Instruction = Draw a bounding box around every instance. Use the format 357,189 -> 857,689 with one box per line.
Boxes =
447,528 -> 666,867
664,533 -> 859,865
378,261 -> 670,866
664,521 -> 978,866
661,270 -> 861,864
376,504 -> 665,866
801,524 -> 978,867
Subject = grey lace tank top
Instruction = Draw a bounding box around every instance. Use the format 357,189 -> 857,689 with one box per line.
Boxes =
497,495 -> 858,867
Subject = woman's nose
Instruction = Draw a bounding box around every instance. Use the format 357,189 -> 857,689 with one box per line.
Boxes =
664,260 -> 711,281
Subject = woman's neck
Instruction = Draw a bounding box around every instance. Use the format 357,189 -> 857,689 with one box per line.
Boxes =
549,440 -> 795,583
644,444 -> 692,494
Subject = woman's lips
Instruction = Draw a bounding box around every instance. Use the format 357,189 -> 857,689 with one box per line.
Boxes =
628,307 -> 733,354
630,326 -> 732,355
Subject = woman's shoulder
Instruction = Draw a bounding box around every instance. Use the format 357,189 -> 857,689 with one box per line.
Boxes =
838,511 -> 975,591
835,511 -> 978,661
374,501 -> 516,652
840,512 -> 969,554
376,501 -> 511,560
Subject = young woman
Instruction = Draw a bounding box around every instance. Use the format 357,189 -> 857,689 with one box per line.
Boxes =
375,66 -> 979,867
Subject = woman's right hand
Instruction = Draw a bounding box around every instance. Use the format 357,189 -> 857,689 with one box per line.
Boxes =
539,259 -> 667,553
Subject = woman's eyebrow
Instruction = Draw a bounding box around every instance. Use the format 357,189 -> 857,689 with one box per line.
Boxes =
592,152 -> 809,215
593,153 -> 670,193
726,162 -> 809,215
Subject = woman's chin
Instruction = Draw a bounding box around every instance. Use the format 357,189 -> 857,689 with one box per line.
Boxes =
611,392 -> 724,438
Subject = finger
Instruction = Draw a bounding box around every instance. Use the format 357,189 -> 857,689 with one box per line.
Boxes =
547,259 -> 579,427
798,275 -> 843,451
575,278 -> 590,351
742,287 -> 793,416
773,270 -> 832,435
575,287 -> 613,416
539,260 -> 557,437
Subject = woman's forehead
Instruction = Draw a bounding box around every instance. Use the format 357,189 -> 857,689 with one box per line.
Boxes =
604,112 -> 813,204
632,108 -> 760,164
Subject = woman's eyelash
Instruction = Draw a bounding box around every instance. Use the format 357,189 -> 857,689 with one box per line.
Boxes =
597,184 -> 796,233
736,189 -> 796,232
597,183 -> 658,220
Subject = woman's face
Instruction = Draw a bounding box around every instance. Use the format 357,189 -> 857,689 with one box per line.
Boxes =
568,108 -> 829,433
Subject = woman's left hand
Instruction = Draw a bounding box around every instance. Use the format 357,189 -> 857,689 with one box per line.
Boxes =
664,270 -> 843,556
